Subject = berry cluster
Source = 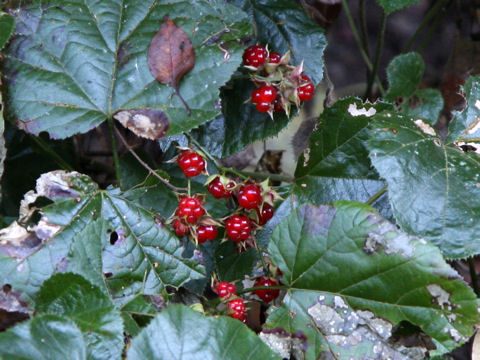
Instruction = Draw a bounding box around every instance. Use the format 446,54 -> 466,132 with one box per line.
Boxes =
242,45 -> 315,116
168,148 -> 283,322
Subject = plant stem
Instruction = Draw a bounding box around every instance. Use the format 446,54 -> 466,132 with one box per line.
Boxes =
402,0 -> 447,53
417,5 -> 447,54
366,10 -> 386,99
237,285 -> 288,295
187,134 -> 294,183
114,127 -> 187,192
366,186 -> 387,205
253,240 -> 270,276
107,117 -> 122,187
28,134 -> 74,171
468,258 -> 480,296
358,0 -> 370,57
340,0 -> 385,95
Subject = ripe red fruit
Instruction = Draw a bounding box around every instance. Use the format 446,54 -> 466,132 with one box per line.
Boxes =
177,150 -> 205,177
225,214 -> 252,242
273,96 -> 283,112
237,183 -> 262,210
175,196 -> 205,224
173,219 -> 189,237
253,277 -> 280,302
298,75 -> 315,101
268,51 -> 281,64
256,102 -> 271,113
257,85 -> 276,103
217,282 -> 236,299
197,225 -> 218,243
256,203 -> 274,226
227,298 -> 246,322
243,45 -> 267,68
208,177 -> 234,199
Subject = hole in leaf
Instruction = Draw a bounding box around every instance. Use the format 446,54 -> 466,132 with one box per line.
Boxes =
109,231 -> 118,245
2,284 -> 12,293
104,272 -> 113,278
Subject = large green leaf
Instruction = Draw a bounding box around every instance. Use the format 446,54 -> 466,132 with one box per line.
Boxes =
385,52 -> 424,102
293,98 -> 391,208
0,171 -> 205,307
447,75 -> 480,143
376,0 -> 421,14
0,12 -> 14,50
401,88 -> 444,126
368,111 -> 480,258
35,273 -> 124,360
128,305 -> 280,360
0,314 -> 87,359
2,0 -> 251,139
267,202 -> 478,358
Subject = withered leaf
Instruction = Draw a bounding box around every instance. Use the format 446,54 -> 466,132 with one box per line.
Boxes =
148,16 -> 195,114
114,109 -> 169,140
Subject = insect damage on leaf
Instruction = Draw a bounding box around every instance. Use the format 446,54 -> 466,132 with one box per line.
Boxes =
148,15 -> 195,115
258,328 -> 307,359
114,109 -> 169,140
307,294 -> 428,359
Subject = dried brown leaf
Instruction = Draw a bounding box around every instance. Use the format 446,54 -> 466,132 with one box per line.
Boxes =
114,109 -> 169,140
148,16 -> 195,114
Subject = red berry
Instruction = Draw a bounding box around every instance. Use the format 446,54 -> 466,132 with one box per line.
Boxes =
253,277 -> 280,302
225,214 -> 252,242
228,298 -> 246,322
251,88 -> 262,104
197,225 -> 218,243
243,45 -> 267,68
256,102 -> 271,113
177,150 -> 205,177
173,219 -> 189,237
298,75 -> 314,101
238,184 -> 262,210
258,85 -> 276,103
273,96 -> 283,112
208,177 -> 234,199
268,51 -> 281,64
217,282 -> 236,299
256,203 -> 274,226
175,196 -> 205,224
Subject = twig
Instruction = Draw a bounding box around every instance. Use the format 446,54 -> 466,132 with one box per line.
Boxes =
114,127 -> 187,192
236,285 -> 288,295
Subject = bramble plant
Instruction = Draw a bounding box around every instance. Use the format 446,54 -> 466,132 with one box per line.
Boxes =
0,0 -> 480,359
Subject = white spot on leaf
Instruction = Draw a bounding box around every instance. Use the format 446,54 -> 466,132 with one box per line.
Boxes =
348,103 -> 376,117
413,119 -> 436,136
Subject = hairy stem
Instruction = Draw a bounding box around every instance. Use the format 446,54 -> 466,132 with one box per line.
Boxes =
402,0 -> 448,53
29,135 -> 74,171
340,0 -> 385,95
114,127 -> 187,192
366,10 -> 386,99
187,134 -> 294,183
107,117 -> 122,187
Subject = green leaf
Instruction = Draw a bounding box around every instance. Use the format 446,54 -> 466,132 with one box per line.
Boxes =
401,88 -> 444,126
0,314 -> 87,359
385,52 -> 424,101
268,202 -> 478,357
368,112 -> 480,258
293,98 -> 391,208
127,305 -> 281,360
231,0 -> 327,85
0,12 -> 14,50
376,0 -> 422,14
0,171 -> 205,306
447,75 -> 480,143
36,273 -> 124,360
2,0 -> 251,139
215,241 -> 258,282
